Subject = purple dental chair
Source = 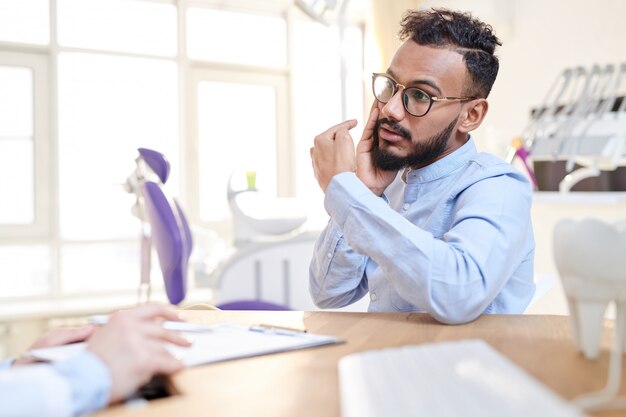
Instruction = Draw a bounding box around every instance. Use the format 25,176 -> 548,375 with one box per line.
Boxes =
128,148 -> 192,305
129,148 -> 288,310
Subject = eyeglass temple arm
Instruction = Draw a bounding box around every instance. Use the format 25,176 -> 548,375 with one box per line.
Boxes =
431,96 -> 478,102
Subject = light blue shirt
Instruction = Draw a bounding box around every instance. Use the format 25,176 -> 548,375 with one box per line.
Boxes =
310,138 -> 535,324
0,351 -> 110,417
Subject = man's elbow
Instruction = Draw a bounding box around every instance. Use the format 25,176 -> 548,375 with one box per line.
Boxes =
429,305 -> 483,325
309,283 -> 335,309
310,291 -> 350,309
309,285 -> 359,310
312,296 -> 337,309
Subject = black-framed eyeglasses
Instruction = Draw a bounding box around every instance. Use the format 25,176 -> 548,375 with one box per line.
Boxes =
372,73 -> 477,117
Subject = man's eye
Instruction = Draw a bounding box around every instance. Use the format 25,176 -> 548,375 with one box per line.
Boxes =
408,88 -> 429,101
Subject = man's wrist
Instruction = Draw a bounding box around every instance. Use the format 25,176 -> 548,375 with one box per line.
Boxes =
53,351 -> 111,415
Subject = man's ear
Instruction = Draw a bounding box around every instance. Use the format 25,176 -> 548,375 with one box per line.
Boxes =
458,99 -> 488,133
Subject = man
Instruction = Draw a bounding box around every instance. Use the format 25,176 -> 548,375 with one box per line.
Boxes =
0,303 -> 190,417
309,8 -> 535,324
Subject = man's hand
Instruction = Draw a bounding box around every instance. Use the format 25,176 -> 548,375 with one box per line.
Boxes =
310,119 -> 359,192
310,104 -> 399,195
356,104 -> 398,196
86,303 -> 192,404
13,326 -> 95,366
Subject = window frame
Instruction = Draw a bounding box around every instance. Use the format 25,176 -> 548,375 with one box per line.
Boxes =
0,50 -> 50,239
186,66 -> 290,234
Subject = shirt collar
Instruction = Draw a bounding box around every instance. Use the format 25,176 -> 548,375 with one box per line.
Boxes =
402,136 -> 476,184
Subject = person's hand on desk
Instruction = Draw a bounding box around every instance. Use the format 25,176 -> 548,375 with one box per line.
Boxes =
13,326 -> 96,366
86,303 -> 191,403
13,303 -> 192,406
2,304 -> 194,417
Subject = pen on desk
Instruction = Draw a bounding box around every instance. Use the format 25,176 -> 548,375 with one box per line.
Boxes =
89,314 -> 213,333
249,324 -> 307,336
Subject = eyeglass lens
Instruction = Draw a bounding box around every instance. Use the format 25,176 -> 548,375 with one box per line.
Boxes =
372,75 -> 431,117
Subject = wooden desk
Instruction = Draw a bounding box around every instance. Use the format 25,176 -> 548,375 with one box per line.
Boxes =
95,311 -> 625,417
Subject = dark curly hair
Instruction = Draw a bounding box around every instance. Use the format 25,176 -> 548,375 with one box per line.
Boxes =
398,8 -> 501,98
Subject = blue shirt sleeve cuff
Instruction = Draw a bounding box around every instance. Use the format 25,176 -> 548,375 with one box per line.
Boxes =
324,172 -> 390,227
0,358 -> 14,370
53,350 -> 111,416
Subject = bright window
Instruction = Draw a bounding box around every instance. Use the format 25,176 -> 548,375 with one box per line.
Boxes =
187,8 -> 287,68
0,66 -> 34,224
57,0 -> 177,56
0,140 -> 34,225
196,77 -> 282,222
0,245 -> 50,297
0,0 -> 366,300
0,0 -> 49,45
292,22 -> 365,227
57,52 -> 179,241
60,242 -> 163,294
0,51 -> 49,239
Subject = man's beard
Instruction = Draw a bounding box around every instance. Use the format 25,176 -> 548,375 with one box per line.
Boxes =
371,117 -> 458,171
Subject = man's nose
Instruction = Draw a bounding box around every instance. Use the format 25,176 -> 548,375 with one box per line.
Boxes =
381,89 -> 406,122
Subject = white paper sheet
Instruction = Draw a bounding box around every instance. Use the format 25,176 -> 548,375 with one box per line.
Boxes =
29,323 -> 340,367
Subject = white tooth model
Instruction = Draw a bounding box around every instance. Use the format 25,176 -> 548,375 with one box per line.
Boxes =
553,218 -> 626,410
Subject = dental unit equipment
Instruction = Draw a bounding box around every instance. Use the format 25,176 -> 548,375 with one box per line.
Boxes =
523,63 -> 626,192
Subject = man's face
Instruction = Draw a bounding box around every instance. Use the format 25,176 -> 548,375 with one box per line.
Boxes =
372,41 -> 470,170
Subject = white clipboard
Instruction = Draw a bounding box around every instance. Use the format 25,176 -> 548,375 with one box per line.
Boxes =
29,323 -> 341,367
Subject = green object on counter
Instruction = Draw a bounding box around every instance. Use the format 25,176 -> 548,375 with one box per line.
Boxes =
246,171 -> 257,190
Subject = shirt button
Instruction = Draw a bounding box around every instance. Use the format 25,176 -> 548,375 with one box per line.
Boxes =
370,292 -> 378,301
327,252 -> 332,259
402,203 -> 410,210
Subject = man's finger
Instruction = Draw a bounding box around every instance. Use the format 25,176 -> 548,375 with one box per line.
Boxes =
334,126 -> 353,144
150,348 -> 185,375
320,119 -> 358,139
144,326 -> 193,347
28,326 -> 95,351
360,106 -> 380,143
129,303 -> 181,322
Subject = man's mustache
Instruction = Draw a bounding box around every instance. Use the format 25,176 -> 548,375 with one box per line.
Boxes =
375,118 -> 411,140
